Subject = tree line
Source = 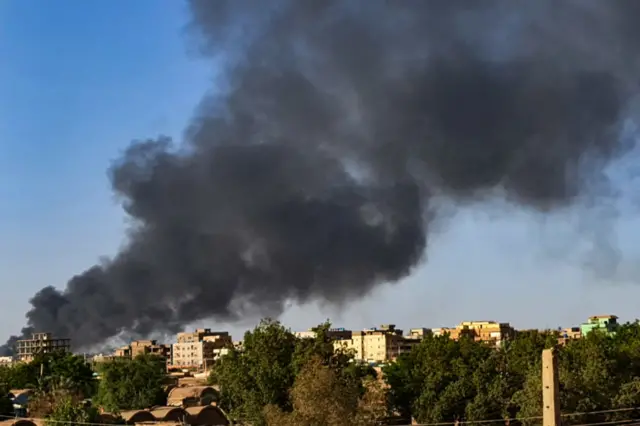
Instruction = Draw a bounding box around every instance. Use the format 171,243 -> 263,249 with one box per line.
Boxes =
3,319 -> 640,426
0,351 -> 166,425
210,319 -> 640,426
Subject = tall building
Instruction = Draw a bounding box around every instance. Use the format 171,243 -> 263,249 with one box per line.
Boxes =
580,315 -> 618,336
15,332 -> 71,362
333,324 -> 418,363
171,329 -> 232,369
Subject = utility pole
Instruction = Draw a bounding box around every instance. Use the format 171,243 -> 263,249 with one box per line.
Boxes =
542,348 -> 561,426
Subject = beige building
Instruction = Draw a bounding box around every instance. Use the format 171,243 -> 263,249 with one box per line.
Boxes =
294,327 -> 352,340
431,321 -> 515,347
407,328 -> 431,339
558,327 -> 582,345
176,328 -> 229,343
171,329 -> 232,368
333,324 -> 418,363
111,340 -> 171,362
15,332 -> 70,362
132,340 -> 171,358
431,327 -> 453,337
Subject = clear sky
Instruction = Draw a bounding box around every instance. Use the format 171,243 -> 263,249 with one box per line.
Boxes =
1,0 -> 639,345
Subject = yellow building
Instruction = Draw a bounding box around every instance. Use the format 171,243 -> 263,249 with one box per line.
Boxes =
452,321 -> 515,347
333,324 -> 418,363
429,321 -> 515,347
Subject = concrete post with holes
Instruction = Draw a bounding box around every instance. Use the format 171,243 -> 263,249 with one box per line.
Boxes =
542,348 -> 561,426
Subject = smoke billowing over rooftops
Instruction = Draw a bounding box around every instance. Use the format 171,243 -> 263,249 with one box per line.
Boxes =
3,0 -> 639,352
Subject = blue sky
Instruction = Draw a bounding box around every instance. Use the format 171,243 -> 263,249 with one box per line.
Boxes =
1,0 -> 639,344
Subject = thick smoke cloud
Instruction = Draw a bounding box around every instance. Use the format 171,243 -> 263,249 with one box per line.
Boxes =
3,0 -> 639,352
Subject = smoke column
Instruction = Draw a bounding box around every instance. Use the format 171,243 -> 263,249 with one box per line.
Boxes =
3,0 -> 639,351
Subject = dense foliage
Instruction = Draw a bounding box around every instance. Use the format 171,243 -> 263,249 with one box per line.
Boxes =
44,393 -> 99,426
211,320 -> 640,425
210,319 -> 374,425
264,356 -> 386,426
29,387 -> 98,425
384,323 -> 640,425
93,354 -> 167,412
0,352 -> 94,395
3,320 -> 640,426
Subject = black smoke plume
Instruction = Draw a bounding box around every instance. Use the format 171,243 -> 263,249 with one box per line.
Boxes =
3,0 -> 639,352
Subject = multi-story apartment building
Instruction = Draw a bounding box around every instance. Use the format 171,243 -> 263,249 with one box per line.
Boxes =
15,332 -> 71,362
453,321 -> 515,347
333,324 -> 418,363
176,328 -> 229,343
108,340 -> 171,366
294,327 -> 352,340
430,321 -> 515,347
580,315 -> 618,336
131,340 -> 172,358
171,329 -> 232,369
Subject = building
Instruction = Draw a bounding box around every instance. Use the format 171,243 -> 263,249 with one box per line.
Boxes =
450,321 -> 516,347
580,315 -> 619,336
15,332 -> 71,362
109,340 -> 171,362
407,328 -> 431,339
429,322 -> 515,347
431,327 -> 453,337
176,328 -> 229,343
0,356 -> 12,365
171,329 -> 232,369
130,340 -> 171,358
294,327 -> 352,340
333,324 -> 417,363
114,345 -> 131,357
558,327 -> 582,345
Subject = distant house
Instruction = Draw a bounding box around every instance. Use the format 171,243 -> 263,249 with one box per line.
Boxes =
580,315 -> 619,337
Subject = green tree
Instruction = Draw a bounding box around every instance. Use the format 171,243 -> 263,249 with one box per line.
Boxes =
384,333 -> 496,423
264,357 -> 386,426
210,318 -> 298,425
46,394 -> 98,426
211,319 -> 370,425
292,321 -> 376,396
30,386 -> 98,426
33,352 -> 95,396
385,322 -> 640,426
0,353 -> 94,396
93,354 -> 166,412
0,361 -> 39,389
